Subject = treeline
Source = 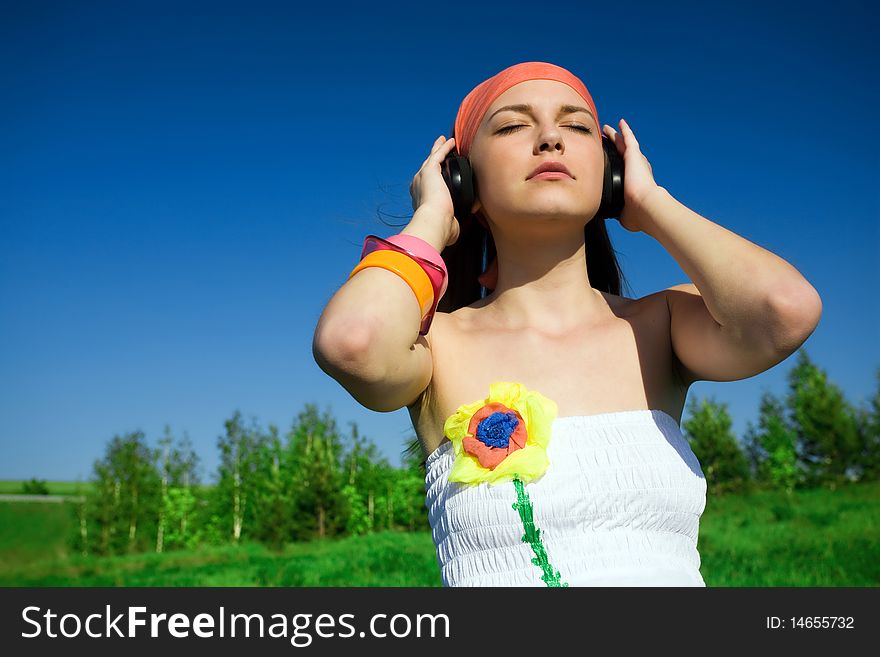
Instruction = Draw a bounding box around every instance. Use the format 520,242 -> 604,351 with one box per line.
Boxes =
685,350 -> 879,495
68,349 -> 879,557
69,405 -> 427,557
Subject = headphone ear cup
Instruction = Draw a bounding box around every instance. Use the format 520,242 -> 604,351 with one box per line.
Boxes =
595,135 -> 625,220
440,152 -> 476,224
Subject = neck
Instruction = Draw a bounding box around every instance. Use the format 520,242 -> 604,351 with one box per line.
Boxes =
481,226 -> 608,333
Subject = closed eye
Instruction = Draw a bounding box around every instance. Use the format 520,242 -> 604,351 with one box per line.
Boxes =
496,124 -> 593,135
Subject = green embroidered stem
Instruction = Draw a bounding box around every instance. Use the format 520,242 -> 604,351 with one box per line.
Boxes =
511,476 -> 568,587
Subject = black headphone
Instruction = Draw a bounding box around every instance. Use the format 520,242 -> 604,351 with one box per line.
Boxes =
440,134 -> 625,225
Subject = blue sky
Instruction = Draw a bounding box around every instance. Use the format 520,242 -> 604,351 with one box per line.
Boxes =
1,0 -> 877,481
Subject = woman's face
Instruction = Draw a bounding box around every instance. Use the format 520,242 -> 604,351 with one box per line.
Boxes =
468,79 -> 604,229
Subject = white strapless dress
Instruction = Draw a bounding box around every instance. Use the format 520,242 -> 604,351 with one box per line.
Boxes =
424,409 -> 707,587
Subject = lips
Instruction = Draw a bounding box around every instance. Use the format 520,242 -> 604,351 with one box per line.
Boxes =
526,161 -> 573,180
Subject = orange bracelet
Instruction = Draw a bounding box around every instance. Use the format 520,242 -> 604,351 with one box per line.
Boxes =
348,250 -> 435,318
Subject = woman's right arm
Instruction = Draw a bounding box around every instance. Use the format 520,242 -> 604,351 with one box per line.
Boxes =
312,136 -> 459,412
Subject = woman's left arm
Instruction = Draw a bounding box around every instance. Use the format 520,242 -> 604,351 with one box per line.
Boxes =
604,119 -> 822,384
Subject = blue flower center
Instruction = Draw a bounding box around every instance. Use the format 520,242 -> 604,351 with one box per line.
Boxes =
476,411 -> 519,448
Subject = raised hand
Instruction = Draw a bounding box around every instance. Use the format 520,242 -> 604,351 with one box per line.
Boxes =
602,119 -> 663,233
409,135 -> 461,247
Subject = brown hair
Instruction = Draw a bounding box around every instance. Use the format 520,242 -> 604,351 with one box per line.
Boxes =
436,205 -> 633,312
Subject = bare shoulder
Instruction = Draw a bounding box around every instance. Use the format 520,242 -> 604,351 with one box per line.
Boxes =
601,286 -> 689,392
597,287 -> 666,322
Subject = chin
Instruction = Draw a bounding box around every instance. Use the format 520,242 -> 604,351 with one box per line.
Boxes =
524,200 -> 590,218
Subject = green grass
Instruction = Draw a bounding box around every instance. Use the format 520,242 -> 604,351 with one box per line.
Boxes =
0,501 -> 78,567
0,529 -> 442,587
0,480 -> 877,586
698,479 -> 880,586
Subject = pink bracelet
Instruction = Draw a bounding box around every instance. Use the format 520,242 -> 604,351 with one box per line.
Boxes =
384,234 -> 448,300
360,234 -> 448,336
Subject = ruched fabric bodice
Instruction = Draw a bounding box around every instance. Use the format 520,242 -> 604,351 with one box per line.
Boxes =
424,409 -> 708,587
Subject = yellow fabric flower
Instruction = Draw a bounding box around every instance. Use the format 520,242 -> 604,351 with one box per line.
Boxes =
443,381 -> 559,485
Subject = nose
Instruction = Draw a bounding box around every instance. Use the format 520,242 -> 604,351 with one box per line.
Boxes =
535,125 -> 564,154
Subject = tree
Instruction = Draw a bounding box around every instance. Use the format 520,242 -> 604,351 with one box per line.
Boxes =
340,422 -> 376,535
682,396 -> 752,495
391,443 -> 431,531
78,430 -> 162,555
156,426 -> 201,552
286,404 -> 346,540
210,411 -> 266,544
742,392 -> 800,493
160,486 -> 201,550
21,478 -> 50,495
372,464 -> 400,532
67,480 -> 90,557
786,350 -> 861,488
251,423 -> 296,549
852,366 -> 880,480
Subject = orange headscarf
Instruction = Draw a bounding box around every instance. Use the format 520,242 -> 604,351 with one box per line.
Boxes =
452,61 -> 601,290
453,61 -> 600,158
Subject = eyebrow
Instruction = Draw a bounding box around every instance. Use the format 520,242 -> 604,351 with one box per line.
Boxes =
487,103 -> 596,124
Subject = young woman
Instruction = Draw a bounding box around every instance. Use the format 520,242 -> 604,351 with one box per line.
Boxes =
313,61 -> 822,587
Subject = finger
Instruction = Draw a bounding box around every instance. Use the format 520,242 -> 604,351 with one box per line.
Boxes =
421,137 -> 446,166
422,137 -> 442,163
430,137 -> 456,161
605,124 -> 624,152
430,135 -> 447,153
435,136 -> 455,152
619,119 -> 639,149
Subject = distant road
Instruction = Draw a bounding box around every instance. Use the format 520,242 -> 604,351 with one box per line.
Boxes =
0,494 -> 84,503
